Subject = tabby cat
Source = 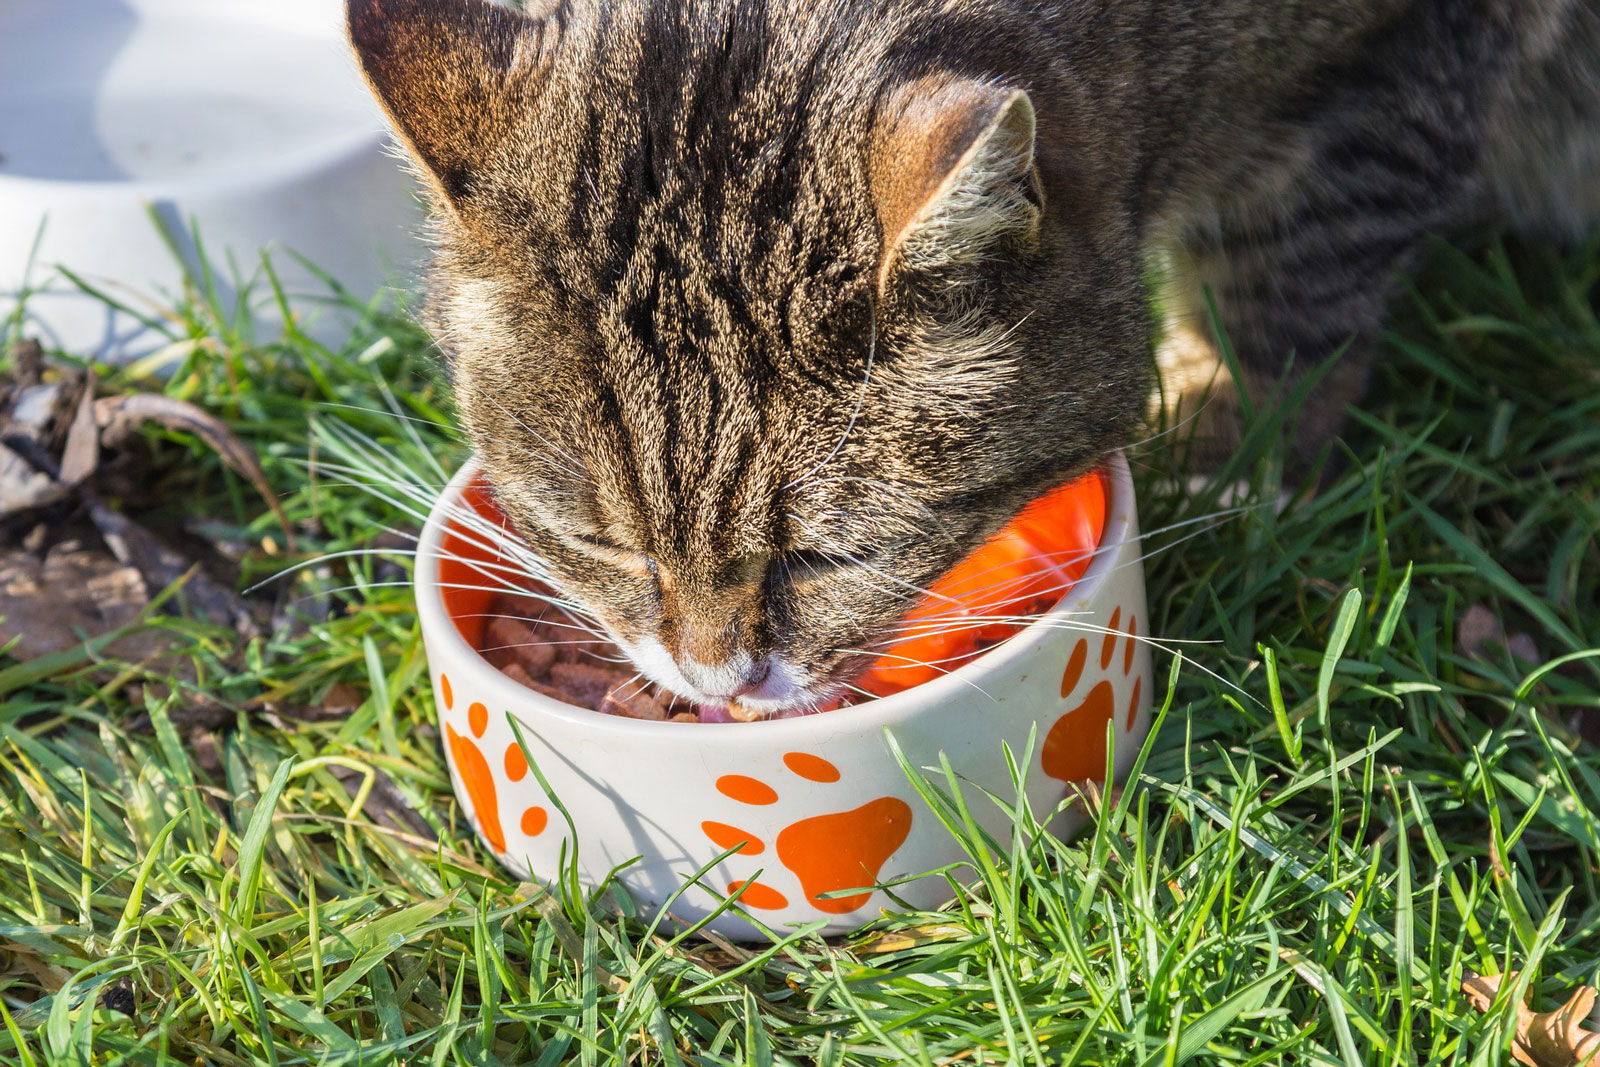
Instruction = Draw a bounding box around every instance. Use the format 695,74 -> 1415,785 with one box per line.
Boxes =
347,0 -> 1600,714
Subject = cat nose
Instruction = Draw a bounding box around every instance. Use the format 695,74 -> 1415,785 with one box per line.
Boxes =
680,651 -> 771,700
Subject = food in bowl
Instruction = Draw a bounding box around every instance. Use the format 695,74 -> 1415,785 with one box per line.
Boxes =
443,470 -> 1109,721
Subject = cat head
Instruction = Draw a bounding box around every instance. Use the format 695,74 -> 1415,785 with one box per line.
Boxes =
349,0 -> 1148,713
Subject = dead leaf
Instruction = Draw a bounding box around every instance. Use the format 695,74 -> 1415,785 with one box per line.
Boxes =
1462,971 -> 1600,1067
56,375 -> 99,486
528,891 -> 628,995
322,682 -> 363,715
1064,779 -> 1124,820
95,393 -> 295,548
1489,835 -> 1511,882
0,441 -> 70,516
853,923 -> 970,954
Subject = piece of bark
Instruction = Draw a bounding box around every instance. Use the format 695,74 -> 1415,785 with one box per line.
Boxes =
0,541 -> 170,662
10,339 -> 43,387
123,697 -> 233,735
87,500 -> 261,638
331,763 -> 436,840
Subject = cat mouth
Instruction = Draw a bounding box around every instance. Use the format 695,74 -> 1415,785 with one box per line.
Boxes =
669,657 -> 839,718
690,656 -> 874,720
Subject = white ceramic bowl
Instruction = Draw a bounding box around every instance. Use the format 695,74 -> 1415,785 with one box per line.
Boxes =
0,0 -> 423,358
416,455 -> 1154,939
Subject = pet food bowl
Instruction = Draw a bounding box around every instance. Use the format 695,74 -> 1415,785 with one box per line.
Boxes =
0,0 -> 423,358
415,455 -> 1154,939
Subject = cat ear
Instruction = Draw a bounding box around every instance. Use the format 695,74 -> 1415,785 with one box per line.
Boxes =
347,0 -> 541,208
871,80 -> 1042,293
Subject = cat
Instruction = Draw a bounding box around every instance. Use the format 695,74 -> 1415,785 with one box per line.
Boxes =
347,0 -> 1600,715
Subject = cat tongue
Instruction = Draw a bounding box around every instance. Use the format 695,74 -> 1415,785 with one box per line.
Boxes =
696,703 -> 737,724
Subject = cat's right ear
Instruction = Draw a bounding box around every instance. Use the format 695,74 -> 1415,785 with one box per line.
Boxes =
347,0 -> 543,211
871,79 -> 1042,295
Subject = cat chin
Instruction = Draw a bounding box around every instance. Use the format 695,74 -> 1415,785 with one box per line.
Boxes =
730,655 -> 818,708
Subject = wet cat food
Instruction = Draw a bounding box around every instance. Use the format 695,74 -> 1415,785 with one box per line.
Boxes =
475,591 -> 699,721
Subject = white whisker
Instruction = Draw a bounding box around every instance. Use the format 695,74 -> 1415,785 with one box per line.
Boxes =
784,298 -> 877,492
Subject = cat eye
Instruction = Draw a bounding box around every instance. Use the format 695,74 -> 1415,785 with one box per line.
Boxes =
574,533 -> 626,554
571,533 -> 656,577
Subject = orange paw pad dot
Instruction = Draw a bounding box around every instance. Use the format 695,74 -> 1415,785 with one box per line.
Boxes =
707,753 -> 915,915
504,743 -> 528,782
716,775 -> 779,805
1044,624 -> 1145,785
520,806 -> 548,836
445,699 -> 506,853
703,821 -> 766,855
729,880 -> 789,910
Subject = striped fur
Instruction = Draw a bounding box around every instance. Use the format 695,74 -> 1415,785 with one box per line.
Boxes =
350,0 -> 1600,710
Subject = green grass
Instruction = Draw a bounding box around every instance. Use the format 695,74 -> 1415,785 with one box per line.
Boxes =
0,231 -> 1597,1066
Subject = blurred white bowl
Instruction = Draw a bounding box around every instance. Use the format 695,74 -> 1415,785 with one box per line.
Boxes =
0,0 -> 424,358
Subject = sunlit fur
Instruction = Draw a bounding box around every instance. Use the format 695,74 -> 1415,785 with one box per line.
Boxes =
348,0 -> 1600,711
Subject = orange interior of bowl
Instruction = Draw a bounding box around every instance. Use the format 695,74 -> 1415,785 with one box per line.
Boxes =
435,468 -> 1109,703
851,470 -> 1107,699
438,478 -> 520,648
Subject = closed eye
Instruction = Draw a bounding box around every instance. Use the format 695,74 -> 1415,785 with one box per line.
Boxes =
571,533 -> 657,577
574,532 -> 626,553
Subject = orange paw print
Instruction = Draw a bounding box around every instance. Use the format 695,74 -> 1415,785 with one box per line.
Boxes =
703,753 -> 913,915
1041,607 -> 1145,783
440,672 -> 548,854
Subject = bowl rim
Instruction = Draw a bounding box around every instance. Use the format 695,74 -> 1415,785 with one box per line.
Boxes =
0,3 -> 386,198
414,451 -> 1138,740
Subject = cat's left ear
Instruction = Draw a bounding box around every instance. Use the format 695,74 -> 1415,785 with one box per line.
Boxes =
347,0 -> 546,211
871,79 -> 1043,295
